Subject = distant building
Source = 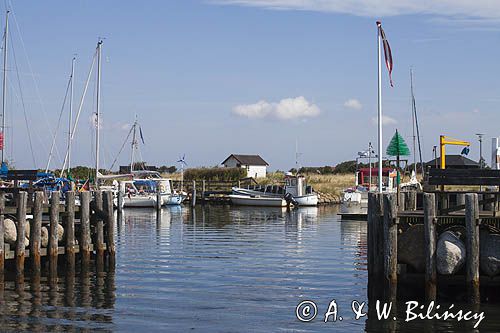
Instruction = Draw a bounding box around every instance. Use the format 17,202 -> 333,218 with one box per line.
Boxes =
221,154 -> 269,178
424,155 -> 480,169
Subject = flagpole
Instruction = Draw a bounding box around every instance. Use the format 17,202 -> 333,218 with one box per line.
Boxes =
377,21 -> 383,193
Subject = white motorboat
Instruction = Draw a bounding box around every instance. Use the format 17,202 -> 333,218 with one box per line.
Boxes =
231,173 -> 318,206
132,171 -> 186,206
229,194 -> 288,207
121,180 -> 158,208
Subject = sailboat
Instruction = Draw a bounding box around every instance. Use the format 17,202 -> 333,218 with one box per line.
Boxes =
116,118 -> 185,207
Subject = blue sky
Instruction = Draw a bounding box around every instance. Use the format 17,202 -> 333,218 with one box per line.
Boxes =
3,0 -> 500,170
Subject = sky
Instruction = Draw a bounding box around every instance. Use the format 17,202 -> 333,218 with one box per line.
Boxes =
2,0 -> 500,171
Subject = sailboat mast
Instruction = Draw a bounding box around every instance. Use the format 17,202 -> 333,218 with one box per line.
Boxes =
130,118 -> 137,173
410,69 -> 417,174
95,40 -> 102,188
377,23 -> 383,193
1,11 -> 9,164
67,56 -> 75,175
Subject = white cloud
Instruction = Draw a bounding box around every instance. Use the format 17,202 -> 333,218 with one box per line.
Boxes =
472,108 -> 480,114
343,98 -> 363,110
232,96 -> 320,120
232,100 -> 273,118
371,115 -> 397,125
212,1 -> 500,21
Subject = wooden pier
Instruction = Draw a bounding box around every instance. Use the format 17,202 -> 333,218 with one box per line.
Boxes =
368,190 -> 500,303
0,190 -> 115,284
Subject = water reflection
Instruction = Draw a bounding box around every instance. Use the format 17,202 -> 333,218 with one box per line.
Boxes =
0,268 -> 115,331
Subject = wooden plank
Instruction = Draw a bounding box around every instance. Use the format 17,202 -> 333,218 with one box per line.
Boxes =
30,191 -> 43,275
383,193 -> 398,302
423,193 -> 437,301
15,191 -> 27,278
465,193 -> 480,304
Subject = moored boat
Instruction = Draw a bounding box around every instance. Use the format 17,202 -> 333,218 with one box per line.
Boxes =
228,194 -> 287,207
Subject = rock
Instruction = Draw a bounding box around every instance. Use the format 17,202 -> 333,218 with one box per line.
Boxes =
41,227 -> 48,248
25,221 -> 30,239
480,230 -> 500,277
437,231 -> 466,275
4,218 -> 16,246
397,224 -> 425,272
57,224 -> 64,243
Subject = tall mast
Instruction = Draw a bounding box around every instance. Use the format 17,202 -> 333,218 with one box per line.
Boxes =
67,56 -> 76,175
95,40 -> 102,188
130,116 -> 137,173
410,68 -> 416,174
1,11 -> 9,164
377,22 -> 383,193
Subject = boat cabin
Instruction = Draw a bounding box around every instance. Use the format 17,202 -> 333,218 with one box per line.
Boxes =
355,167 -> 397,191
284,173 -> 313,197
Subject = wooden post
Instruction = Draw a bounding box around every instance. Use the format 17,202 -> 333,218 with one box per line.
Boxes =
408,191 -> 417,211
65,191 -> 76,270
398,192 -> 406,212
49,191 -> 59,278
383,193 -> 398,302
30,191 -> 43,275
117,187 -> 123,217
202,180 -> 206,203
457,193 -> 465,210
15,191 -> 27,278
368,193 -> 383,300
80,191 -> 91,269
94,191 -> 105,269
0,193 -> 5,278
191,180 -> 196,207
484,188 -> 494,212
465,193 -> 480,304
156,190 -> 162,211
423,193 -> 437,301
103,191 -> 116,268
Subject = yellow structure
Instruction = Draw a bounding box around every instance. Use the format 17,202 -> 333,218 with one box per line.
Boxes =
439,135 -> 470,169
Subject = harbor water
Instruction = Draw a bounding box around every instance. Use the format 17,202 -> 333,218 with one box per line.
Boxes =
0,205 -> 498,332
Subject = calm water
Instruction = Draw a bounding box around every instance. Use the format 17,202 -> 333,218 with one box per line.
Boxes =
0,205 -> 498,332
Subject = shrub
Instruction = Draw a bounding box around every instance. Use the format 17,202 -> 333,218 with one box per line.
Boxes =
184,167 -> 246,181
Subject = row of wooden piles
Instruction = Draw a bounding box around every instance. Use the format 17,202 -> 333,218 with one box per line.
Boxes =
367,191 -> 493,303
0,190 -> 116,286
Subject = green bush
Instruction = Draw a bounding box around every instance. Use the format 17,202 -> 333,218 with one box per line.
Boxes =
184,167 -> 246,181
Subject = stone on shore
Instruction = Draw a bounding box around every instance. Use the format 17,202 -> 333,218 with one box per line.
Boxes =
41,227 -> 48,248
437,231 -> 466,275
57,224 -> 64,243
4,218 -> 16,246
480,230 -> 500,277
397,224 -> 425,272
25,221 -> 30,239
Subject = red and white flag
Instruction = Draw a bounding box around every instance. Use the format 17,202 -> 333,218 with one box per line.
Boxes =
0,131 -> 4,150
376,21 -> 393,87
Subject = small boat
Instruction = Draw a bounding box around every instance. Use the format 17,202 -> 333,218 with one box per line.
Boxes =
132,171 -> 186,206
231,173 -> 318,206
228,194 -> 288,207
121,180 -> 158,208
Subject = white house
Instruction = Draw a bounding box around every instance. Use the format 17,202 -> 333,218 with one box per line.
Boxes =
221,154 -> 269,178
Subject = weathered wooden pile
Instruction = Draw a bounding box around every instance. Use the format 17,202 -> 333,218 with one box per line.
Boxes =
0,190 -> 115,283
368,191 -> 500,303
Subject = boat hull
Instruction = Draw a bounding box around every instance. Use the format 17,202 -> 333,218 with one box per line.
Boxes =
229,194 -> 287,207
123,195 -> 157,208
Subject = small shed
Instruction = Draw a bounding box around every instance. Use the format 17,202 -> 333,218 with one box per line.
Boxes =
221,154 -> 269,178
424,155 -> 480,169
